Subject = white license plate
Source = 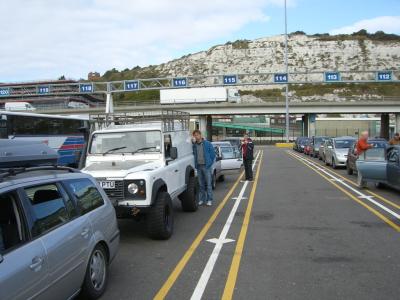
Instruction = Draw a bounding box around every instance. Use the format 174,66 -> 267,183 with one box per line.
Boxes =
99,181 -> 115,189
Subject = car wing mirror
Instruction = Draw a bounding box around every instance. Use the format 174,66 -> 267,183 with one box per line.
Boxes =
216,156 -> 222,161
170,147 -> 178,160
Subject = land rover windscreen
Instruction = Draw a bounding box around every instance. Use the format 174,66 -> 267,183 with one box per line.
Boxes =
89,130 -> 162,155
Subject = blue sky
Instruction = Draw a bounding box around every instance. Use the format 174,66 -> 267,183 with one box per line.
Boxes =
0,0 -> 399,82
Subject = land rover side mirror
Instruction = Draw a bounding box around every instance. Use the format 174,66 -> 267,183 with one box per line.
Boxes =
216,156 -> 222,161
170,147 -> 178,160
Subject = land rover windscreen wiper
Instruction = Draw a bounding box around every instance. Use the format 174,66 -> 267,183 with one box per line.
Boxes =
132,146 -> 158,154
102,146 -> 127,155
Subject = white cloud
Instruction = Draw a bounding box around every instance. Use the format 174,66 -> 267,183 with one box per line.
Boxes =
0,0 -> 288,82
330,16 -> 400,35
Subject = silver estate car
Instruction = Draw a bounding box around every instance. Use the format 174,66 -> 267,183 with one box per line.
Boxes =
0,168 -> 119,300
324,137 -> 356,169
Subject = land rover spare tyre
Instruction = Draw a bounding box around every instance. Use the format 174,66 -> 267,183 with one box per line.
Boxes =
147,191 -> 174,239
179,175 -> 198,212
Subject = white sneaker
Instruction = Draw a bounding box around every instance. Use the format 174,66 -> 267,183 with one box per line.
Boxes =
198,201 -> 204,206
206,201 -> 212,206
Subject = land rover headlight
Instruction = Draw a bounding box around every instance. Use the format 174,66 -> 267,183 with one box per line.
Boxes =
127,183 -> 139,194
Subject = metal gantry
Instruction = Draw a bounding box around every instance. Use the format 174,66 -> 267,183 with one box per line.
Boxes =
0,70 -> 398,98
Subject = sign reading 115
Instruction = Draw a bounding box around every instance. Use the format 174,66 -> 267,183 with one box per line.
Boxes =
223,75 -> 237,85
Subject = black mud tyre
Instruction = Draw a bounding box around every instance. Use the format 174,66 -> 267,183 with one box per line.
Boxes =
375,182 -> 385,189
81,244 -> 109,300
147,192 -> 174,240
179,175 -> 198,212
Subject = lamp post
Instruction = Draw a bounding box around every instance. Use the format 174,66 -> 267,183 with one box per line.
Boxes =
284,0 -> 290,142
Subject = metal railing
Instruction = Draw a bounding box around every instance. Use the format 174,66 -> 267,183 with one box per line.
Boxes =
90,110 -> 190,132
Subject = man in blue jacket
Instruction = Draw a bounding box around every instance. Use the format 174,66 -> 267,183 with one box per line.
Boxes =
192,130 -> 216,206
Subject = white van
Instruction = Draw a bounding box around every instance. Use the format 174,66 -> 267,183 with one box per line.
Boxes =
5,102 -> 36,111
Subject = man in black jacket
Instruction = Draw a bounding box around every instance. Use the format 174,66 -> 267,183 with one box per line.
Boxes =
241,134 -> 254,181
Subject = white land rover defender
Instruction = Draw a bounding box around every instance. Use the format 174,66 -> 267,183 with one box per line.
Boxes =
82,111 -> 198,239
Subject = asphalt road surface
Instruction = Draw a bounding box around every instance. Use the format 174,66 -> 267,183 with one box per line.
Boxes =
98,146 -> 400,300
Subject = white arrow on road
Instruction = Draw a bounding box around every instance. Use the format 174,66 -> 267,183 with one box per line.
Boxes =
207,238 -> 235,244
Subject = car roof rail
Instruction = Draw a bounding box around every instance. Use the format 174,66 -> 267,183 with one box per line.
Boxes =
0,165 -> 80,183
89,109 -> 190,132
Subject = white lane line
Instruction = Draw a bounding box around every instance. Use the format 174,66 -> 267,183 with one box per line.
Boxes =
288,151 -> 400,220
190,151 -> 261,300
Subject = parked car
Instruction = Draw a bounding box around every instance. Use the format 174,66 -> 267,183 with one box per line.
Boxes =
324,137 -> 356,169
83,112 -> 198,240
346,139 -> 388,175
211,146 -> 223,189
357,145 -> 400,190
303,139 -> 313,156
0,140 -> 119,300
219,138 -> 241,150
293,137 -> 308,152
310,136 -> 329,158
319,140 -> 329,162
212,143 -> 243,182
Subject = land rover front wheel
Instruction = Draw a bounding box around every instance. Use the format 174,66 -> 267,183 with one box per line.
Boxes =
179,175 -> 198,212
147,192 -> 174,240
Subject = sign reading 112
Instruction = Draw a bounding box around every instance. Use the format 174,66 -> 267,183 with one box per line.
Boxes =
377,71 -> 392,81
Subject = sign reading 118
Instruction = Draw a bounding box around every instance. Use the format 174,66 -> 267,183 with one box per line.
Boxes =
80,84 -> 93,93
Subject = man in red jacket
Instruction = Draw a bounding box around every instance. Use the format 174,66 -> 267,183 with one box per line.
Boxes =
356,131 -> 373,156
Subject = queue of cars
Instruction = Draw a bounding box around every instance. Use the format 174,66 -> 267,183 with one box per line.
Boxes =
294,135 -> 400,191
1,122 -> 243,300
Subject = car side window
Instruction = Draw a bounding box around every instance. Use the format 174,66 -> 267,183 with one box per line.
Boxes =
388,149 -> 399,163
0,191 -> 27,255
24,184 -> 69,238
65,179 -> 104,215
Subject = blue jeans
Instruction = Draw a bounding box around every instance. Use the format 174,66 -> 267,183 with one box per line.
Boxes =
197,165 -> 213,203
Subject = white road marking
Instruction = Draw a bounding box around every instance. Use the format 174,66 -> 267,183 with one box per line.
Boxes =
190,151 -> 261,300
289,151 -> 400,220
207,238 -> 235,244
